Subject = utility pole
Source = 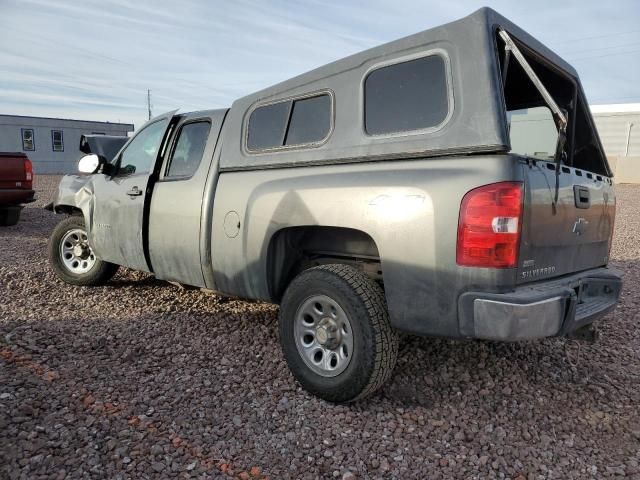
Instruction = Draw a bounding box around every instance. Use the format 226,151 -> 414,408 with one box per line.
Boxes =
147,89 -> 152,120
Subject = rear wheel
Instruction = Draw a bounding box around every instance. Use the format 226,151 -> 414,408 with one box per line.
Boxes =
278,264 -> 398,403
0,206 -> 21,226
48,216 -> 119,286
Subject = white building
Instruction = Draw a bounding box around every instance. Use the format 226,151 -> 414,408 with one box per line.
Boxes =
591,104 -> 640,183
0,114 -> 134,174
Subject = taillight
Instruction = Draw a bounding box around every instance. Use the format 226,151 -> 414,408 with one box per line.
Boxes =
457,182 -> 523,268
23,158 -> 33,187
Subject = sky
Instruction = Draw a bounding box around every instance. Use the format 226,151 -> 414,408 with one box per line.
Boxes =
1,0 -> 639,128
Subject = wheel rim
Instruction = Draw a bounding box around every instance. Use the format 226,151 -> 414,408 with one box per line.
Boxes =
60,228 -> 97,274
294,294 -> 353,378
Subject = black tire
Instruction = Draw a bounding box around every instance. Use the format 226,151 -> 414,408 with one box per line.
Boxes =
279,264 -> 399,403
0,206 -> 21,226
48,215 -> 119,286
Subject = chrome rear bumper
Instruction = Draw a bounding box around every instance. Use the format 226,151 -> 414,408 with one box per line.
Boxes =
458,267 -> 622,341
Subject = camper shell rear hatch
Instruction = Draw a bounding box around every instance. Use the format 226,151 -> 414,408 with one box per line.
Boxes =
458,25 -> 621,340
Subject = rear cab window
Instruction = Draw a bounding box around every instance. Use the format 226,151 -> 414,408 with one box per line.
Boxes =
508,107 -> 557,160
165,121 -> 211,178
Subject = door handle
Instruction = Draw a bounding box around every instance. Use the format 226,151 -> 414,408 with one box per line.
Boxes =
573,185 -> 590,209
126,186 -> 143,197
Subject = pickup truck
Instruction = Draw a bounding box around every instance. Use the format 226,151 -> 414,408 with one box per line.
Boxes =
0,152 -> 35,226
46,8 -> 622,403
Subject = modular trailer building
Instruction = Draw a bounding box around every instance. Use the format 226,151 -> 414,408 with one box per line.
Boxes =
0,115 -> 133,174
591,104 -> 640,184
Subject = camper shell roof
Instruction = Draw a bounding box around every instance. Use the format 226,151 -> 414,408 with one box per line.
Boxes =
219,7 -> 596,172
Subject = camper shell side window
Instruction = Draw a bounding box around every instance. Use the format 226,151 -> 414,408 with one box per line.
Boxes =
363,52 -> 452,136
245,91 -> 334,153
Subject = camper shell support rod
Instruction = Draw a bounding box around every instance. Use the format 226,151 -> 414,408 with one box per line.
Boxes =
498,29 -> 567,131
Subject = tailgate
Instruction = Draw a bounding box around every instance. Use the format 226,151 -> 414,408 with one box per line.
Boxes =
0,153 -> 28,188
518,161 -> 615,284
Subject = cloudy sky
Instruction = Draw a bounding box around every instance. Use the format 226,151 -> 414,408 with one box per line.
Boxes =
1,0 -> 639,128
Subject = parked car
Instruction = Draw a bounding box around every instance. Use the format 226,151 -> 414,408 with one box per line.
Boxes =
0,152 -> 35,226
45,8 -> 622,402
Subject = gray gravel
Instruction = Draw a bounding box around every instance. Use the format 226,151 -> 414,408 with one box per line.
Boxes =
1,175 -> 639,479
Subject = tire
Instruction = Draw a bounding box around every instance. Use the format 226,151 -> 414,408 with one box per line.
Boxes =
279,264 -> 399,403
0,206 -> 21,226
48,215 -> 119,286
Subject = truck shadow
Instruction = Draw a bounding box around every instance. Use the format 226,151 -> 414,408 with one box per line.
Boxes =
107,273 -> 167,289
94,257 -> 638,410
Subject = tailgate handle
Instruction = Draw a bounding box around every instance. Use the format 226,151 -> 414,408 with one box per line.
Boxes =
126,186 -> 143,197
574,186 -> 590,209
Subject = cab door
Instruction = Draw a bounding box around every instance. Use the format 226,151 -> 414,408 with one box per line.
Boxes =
90,114 -> 173,272
147,111 -> 226,287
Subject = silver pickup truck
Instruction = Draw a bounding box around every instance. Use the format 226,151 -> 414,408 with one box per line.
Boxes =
46,8 -> 622,403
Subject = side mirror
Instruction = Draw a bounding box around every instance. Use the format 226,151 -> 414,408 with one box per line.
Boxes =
77,154 -> 105,174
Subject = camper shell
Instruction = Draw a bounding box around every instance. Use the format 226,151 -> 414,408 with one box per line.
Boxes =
219,7 -> 610,176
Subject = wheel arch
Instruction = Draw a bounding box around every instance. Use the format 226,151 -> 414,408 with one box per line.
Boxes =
53,204 -> 84,216
48,214 -> 119,286
266,225 -> 382,302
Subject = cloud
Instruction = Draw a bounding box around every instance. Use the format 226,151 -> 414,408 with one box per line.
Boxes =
1,0 -> 638,128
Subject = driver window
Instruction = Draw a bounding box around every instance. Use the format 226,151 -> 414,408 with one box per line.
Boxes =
117,120 -> 166,176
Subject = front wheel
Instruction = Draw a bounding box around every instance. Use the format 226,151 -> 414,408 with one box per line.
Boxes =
48,215 -> 119,286
278,264 -> 399,403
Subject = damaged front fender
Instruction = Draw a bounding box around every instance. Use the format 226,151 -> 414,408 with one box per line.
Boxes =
48,174 -> 96,235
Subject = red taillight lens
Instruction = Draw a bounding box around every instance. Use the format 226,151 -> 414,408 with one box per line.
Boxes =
23,158 -> 33,187
457,182 -> 523,268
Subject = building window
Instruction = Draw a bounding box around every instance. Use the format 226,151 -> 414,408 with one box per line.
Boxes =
51,130 -> 64,152
21,129 -> 35,151
364,54 -> 450,135
247,92 -> 332,152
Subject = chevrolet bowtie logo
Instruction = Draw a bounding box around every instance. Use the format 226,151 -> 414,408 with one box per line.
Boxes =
572,217 -> 589,236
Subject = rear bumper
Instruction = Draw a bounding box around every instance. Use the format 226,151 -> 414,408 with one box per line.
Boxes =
0,189 -> 35,206
458,267 -> 623,341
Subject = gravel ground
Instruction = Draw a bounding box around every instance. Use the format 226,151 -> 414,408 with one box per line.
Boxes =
1,175 -> 639,480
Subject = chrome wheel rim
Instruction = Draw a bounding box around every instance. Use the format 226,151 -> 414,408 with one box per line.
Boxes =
60,228 -> 96,274
294,295 -> 353,377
